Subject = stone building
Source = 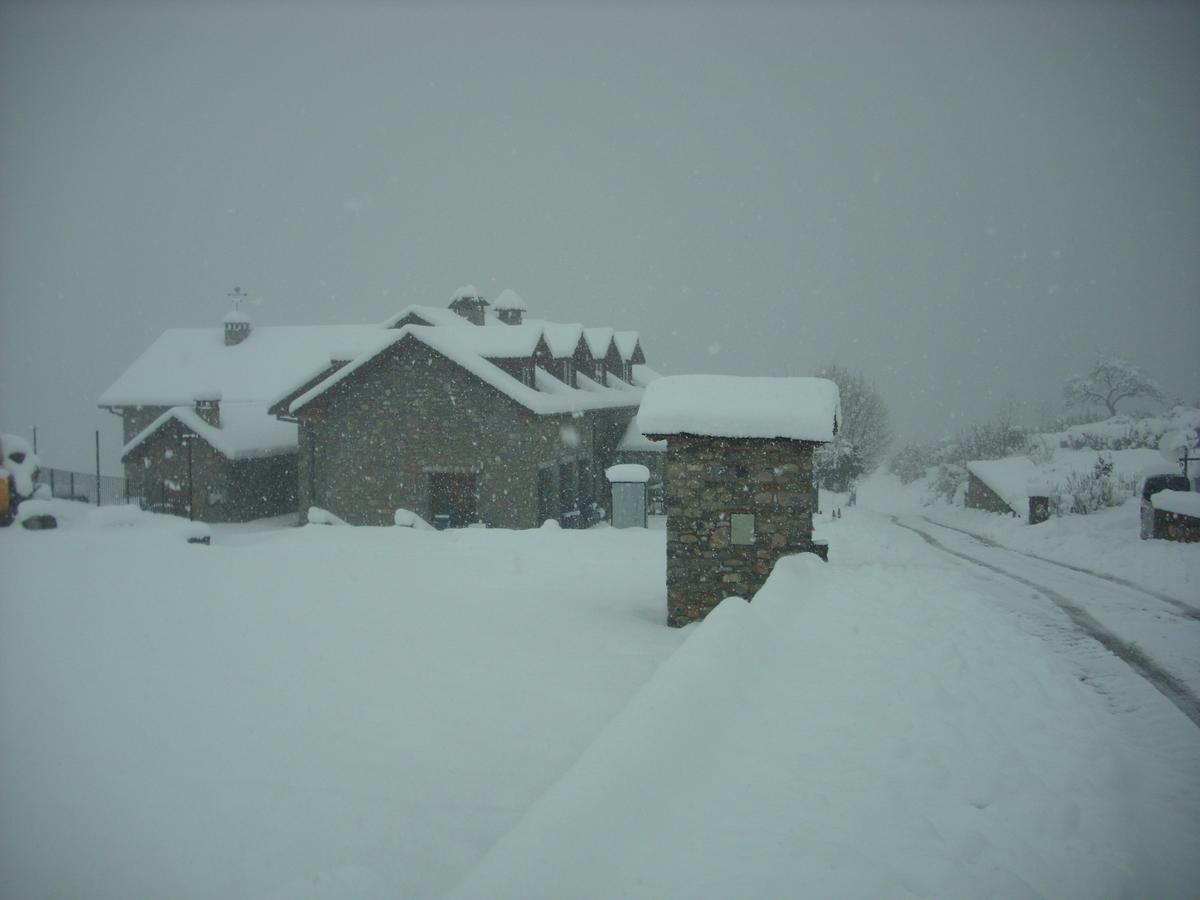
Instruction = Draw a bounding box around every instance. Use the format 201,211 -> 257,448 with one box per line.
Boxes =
101,311 -> 379,522
280,294 -> 651,528
963,458 -> 1040,518
104,285 -> 659,526
639,375 -> 840,627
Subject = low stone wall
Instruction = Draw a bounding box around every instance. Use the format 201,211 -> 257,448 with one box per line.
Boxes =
1152,509 -> 1200,542
664,435 -> 818,627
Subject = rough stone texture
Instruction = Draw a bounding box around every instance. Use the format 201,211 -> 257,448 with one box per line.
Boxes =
124,417 -> 297,523
295,339 -> 637,528
1152,508 -> 1200,542
662,435 -> 821,627
965,472 -> 1017,516
118,405 -> 171,444
1028,495 -> 1051,525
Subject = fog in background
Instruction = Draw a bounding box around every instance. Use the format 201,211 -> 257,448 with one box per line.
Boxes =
2,0 -> 1197,474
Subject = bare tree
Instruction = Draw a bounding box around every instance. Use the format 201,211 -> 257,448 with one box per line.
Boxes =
815,363 -> 893,477
1064,357 -> 1163,418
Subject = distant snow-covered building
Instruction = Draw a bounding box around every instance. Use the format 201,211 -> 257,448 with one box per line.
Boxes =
102,287 -> 654,526
640,375 -> 840,627
100,311 -> 381,521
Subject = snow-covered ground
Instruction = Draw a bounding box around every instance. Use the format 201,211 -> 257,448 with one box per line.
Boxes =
857,469 -> 1199,608
2,499 -> 1199,898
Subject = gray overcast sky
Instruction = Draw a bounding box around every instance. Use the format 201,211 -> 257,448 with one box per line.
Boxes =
2,0 -> 1197,472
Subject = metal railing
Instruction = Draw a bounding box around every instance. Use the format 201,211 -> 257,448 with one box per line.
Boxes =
34,467 -> 141,508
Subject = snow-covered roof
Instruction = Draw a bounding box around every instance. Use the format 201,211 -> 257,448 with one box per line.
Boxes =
618,415 -> 666,453
290,326 -> 642,417
1152,490 -> 1200,518
535,322 -> 586,358
965,458 -> 1041,513
493,289 -> 528,311
450,285 -> 486,304
606,464 -> 650,483
583,327 -> 616,359
380,304 -> 472,329
106,289 -> 653,427
614,331 -> 640,360
639,376 -> 840,442
121,402 -> 298,461
450,324 -> 548,359
99,324 -> 383,408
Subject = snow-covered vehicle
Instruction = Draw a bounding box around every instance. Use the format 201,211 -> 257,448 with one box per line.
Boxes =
1139,473 -> 1190,540
0,433 -> 40,526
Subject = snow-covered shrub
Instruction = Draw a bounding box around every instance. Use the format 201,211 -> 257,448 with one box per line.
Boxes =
814,435 -> 863,492
1060,424 -> 1158,451
949,417 -> 1030,466
929,464 -> 968,505
1027,436 -> 1056,466
1057,454 -> 1137,515
889,443 -> 934,484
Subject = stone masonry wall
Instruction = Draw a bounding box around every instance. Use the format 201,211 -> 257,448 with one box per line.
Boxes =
965,473 -> 1016,515
124,418 -> 297,523
297,341 -> 638,528
664,435 -> 819,627
120,405 -> 171,445
124,419 -> 229,520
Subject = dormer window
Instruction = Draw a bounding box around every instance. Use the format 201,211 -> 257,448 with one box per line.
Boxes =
562,359 -> 575,387
522,361 -> 535,387
622,362 -> 633,384
594,361 -> 606,385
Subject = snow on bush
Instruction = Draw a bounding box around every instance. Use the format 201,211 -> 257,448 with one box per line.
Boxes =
889,442 -> 937,484
1055,454 -> 1137,515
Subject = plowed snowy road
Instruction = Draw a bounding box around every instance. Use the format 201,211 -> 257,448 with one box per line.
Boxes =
890,513 -> 1200,727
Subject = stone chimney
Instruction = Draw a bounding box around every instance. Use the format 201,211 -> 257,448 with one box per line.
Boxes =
193,391 -> 221,427
224,287 -> 252,345
493,288 -> 528,325
448,285 -> 488,326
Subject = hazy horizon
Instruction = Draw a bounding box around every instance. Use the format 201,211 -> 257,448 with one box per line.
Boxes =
2,0 -> 1197,473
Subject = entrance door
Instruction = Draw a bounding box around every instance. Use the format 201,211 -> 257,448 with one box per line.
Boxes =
429,473 -> 478,529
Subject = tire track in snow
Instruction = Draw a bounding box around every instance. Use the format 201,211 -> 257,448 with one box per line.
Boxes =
889,515 -> 1200,729
912,515 -> 1200,619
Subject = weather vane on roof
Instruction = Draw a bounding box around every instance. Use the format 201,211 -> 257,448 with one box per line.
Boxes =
228,286 -> 248,313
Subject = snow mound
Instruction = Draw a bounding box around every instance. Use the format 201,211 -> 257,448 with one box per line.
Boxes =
307,507 -> 347,526
393,508 -> 434,529
451,549 -> 1197,899
1152,490 -> 1200,518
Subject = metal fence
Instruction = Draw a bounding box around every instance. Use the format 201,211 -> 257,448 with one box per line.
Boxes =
34,467 -> 141,508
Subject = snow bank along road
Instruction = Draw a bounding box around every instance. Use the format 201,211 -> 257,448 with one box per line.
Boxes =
890,514 -> 1200,728
2,502 -> 1199,899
